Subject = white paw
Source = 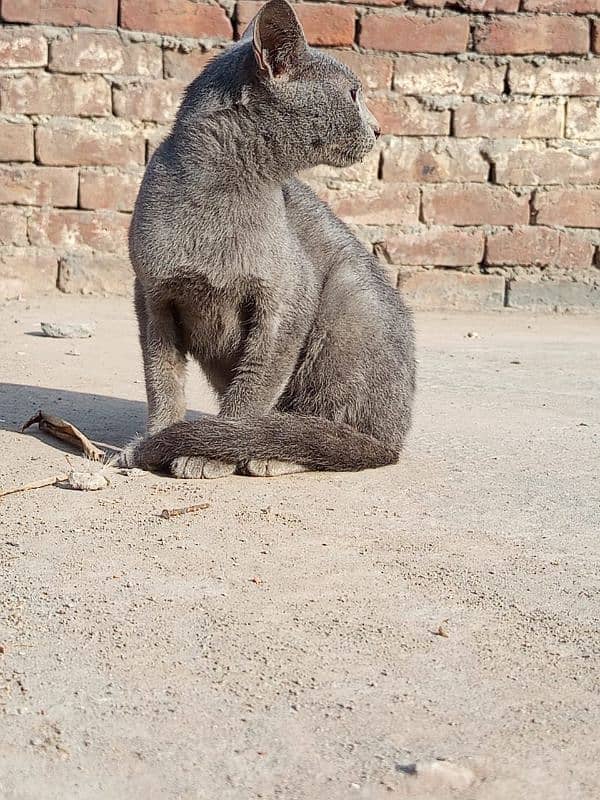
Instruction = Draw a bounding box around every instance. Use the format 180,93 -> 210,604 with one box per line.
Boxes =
244,459 -> 307,478
115,437 -> 142,469
170,456 -> 236,479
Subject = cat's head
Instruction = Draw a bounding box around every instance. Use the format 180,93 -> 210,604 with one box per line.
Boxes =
242,0 -> 380,170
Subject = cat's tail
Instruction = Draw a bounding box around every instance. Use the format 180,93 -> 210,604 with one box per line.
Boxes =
123,412 -> 398,473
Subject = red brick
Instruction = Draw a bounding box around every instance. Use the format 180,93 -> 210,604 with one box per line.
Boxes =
510,60 -> 600,96
522,0 -> 600,10
50,31 -> 162,77
2,74 -> 111,117
382,138 -> 489,183
394,55 -> 505,95
1,0 -> 118,27
0,119 -> 34,162
121,0 -> 232,39
398,271 -> 505,310
319,183 -> 419,225
534,189 -> 600,228
0,248 -> 58,298
0,207 -> 28,246
79,169 -> 143,212
382,227 -> 484,266
486,227 -> 594,268
507,279 -> 600,311
332,50 -> 393,91
369,95 -> 450,135
58,253 -> 132,295
492,143 -> 600,186
567,99 -> 600,140
28,209 -> 131,253
475,16 -> 589,55
36,119 -> 146,167
237,3 -> 355,47
164,48 -> 219,82
113,80 -> 185,124
0,166 -> 78,206
454,99 -> 564,138
0,29 -> 47,68
423,185 -> 530,225
359,13 -> 469,54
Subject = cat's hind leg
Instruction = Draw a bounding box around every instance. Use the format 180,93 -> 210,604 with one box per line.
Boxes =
243,459 -> 309,477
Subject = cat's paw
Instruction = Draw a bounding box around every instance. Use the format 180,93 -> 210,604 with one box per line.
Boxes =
244,459 -> 308,478
115,437 -> 143,469
170,456 -> 236,480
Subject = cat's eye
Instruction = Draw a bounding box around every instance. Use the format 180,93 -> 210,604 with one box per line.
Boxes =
350,88 -> 358,102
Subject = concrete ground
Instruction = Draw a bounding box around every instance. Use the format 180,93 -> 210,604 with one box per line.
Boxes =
0,295 -> 598,800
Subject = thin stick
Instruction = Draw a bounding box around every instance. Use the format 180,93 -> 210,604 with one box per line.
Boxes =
0,474 -> 67,499
160,503 -> 210,519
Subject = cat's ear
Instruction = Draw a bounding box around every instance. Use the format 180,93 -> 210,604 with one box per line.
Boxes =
246,0 -> 306,79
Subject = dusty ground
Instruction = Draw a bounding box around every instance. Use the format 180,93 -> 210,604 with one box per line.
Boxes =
0,295 -> 598,800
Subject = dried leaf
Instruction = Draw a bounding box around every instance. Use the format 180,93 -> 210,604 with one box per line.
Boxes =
21,410 -> 105,461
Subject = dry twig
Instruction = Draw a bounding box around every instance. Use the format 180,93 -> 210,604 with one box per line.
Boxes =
21,411 -> 105,461
159,503 -> 210,519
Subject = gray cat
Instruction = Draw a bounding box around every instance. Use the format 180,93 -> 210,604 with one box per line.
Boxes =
120,0 -> 415,478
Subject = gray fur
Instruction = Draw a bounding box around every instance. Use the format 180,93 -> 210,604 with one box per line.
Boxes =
121,0 -> 415,478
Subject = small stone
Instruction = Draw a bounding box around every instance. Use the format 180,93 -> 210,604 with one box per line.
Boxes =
66,349 -> 81,356
397,759 -> 476,791
40,321 -> 95,339
465,330 -> 479,339
65,471 -> 110,491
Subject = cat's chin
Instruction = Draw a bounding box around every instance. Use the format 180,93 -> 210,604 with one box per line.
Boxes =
323,143 -> 375,169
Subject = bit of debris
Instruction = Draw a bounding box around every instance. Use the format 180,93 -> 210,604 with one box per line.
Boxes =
465,331 -> 479,339
117,467 -> 146,476
159,503 -> 210,519
510,360 -> 522,365
0,475 -> 67,499
250,576 -> 263,586
40,321 -> 95,339
63,471 -> 110,491
396,759 -> 476,790
22,411 -> 105,461
433,618 -> 449,637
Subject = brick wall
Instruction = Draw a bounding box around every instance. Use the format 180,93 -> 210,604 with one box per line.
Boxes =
1,0 -> 599,311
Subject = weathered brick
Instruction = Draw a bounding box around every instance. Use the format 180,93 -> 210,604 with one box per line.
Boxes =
79,169 -> 143,212
164,47 -> 218,81
360,13 -> 470,54
0,29 -> 47,68
237,2 -> 355,46
0,166 -> 78,206
423,185 -> 530,225
1,0 -> 118,27
454,99 -> 564,138
508,279 -> 600,311
0,119 -> 34,162
113,80 -> 185,124
455,0 -> 520,9
475,16 -> 589,55
399,271 -> 505,310
394,55 -> 505,95
567,99 -> 600,140
50,31 -> 162,77
332,50 -> 393,91
522,0 -> 600,10
0,248 -> 58,298
58,253 -> 132,295
369,95 -> 450,135
28,209 -> 130,253
0,207 -> 28,246
36,119 -> 146,167
121,0 -> 232,39
319,184 -> 420,225
534,189 -> 600,228
382,227 -> 484,266
486,227 -> 594,267
593,21 -> 600,54
382,137 -> 489,183
491,142 -> 600,186
2,74 -> 111,117
510,60 -> 600,96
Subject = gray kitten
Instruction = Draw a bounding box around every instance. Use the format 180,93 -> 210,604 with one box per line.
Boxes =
120,0 -> 415,478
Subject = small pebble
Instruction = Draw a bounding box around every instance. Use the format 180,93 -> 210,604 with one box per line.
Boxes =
465,331 -> 479,339
65,471 -> 110,491
40,321 -> 95,339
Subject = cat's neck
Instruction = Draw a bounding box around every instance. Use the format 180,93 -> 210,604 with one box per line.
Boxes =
171,102 -> 305,194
